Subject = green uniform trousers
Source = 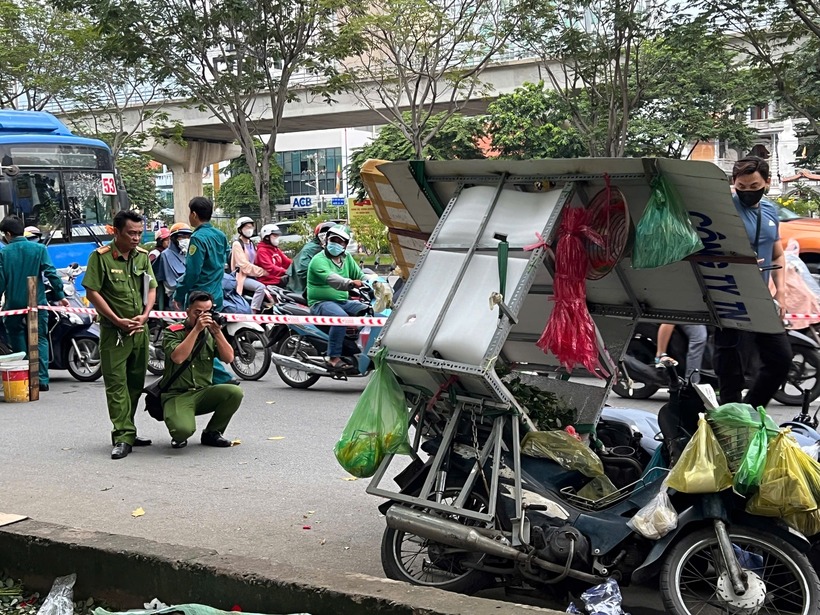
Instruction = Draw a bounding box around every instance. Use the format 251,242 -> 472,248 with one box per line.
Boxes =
5,311 -> 50,385
162,384 -> 243,442
100,325 -> 148,445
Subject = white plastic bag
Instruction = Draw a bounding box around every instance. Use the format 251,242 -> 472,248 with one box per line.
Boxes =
36,574 -> 75,615
627,489 -> 678,540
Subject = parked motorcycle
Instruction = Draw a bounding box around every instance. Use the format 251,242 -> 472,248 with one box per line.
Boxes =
0,263 -> 102,381
267,283 -> 389,389
371,370 -> 820,614
146,313 -> 271,381
613,322 -> 820,406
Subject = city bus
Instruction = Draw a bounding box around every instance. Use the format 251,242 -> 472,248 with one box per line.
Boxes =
0,110 -> 128,270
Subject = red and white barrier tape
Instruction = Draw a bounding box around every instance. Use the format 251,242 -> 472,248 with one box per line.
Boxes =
2,304 -> 387,327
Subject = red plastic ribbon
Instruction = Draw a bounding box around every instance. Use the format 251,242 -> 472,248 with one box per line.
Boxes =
537,208 -> 607,377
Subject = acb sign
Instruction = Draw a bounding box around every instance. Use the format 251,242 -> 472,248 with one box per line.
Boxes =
291,196 -> 313,208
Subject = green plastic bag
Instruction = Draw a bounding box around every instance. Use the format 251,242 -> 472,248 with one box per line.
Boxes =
334,348 -> 411,478
733,408 -> 769,496
708,403 -> 779,434
632,174 -> 704,269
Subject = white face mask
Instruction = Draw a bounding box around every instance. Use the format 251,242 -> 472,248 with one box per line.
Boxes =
271,236 -> 280,246
241,227 -> 254,239
178,238 -> 190,253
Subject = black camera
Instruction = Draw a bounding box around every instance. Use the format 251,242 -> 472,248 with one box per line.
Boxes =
209,307 -> 227,327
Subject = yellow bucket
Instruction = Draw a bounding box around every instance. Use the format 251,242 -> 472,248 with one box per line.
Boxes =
1,361 -> 30,402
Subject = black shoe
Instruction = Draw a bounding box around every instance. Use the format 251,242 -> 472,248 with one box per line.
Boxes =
40,384 -> 49,392
171,439 -> 187,449
201,431 -> 231,447
133,436 -> 152,447
111,442 -> 132,459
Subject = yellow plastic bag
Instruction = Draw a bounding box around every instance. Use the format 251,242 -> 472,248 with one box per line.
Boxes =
784,510 -> 820,537
666,413 -> 733,493
521,430 -> 617,498
747,431 -> 817,517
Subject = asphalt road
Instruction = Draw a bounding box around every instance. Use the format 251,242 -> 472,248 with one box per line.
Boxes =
0,369 -> 802,613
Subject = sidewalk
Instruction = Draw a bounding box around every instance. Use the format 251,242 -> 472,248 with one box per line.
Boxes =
0,517 -> 561,615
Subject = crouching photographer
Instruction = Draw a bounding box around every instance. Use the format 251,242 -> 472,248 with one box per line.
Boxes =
160,291 -> 243,449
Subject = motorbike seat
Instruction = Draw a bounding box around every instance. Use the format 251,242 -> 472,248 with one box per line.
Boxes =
277,303 -> 311,316
284,292 -> 307,305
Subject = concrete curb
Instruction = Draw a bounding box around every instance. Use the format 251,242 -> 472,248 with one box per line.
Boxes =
0,519 -> 563,615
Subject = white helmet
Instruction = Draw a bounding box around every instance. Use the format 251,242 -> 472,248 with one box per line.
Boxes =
236,216 -> 254,231
326,224 -> 351,243
259,224 -> 281,240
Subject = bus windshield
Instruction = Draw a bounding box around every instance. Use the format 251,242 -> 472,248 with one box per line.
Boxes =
8,170 -> 118,240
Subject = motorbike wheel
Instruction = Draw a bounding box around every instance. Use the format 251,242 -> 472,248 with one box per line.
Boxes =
773,344 -> 820,406
611,339 -> 660,399
66,338 -> 102,382
230,329 -> 271,381
381,488 -> 494,595
147,321 -> 165,376
275,333 -> 320,389
660,525 -> 820,615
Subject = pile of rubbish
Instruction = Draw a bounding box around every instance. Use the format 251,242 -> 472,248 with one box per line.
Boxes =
0,575 -> 310,615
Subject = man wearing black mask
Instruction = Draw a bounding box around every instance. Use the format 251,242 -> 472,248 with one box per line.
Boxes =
714,156 -> 791,407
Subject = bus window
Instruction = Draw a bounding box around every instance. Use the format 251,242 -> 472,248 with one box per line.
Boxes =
64,172 -> 117,225
11,171 -> 63,233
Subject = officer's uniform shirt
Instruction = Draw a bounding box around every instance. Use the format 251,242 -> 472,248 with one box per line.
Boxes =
173,223 -> 229,309
83,243 -> 157,326
160,323 -> 215,395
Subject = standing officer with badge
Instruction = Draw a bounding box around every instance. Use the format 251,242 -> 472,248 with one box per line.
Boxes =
173,196 -> 234,385
84,210 -> 157,460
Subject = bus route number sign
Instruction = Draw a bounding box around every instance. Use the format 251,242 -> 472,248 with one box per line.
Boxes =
101,173 -> 118,196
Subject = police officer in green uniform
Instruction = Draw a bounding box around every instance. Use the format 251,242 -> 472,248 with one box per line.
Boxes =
0,216 -> 69,391
161,291 -> 243,448
83,210 -> 157,460
173,196 -> 234,385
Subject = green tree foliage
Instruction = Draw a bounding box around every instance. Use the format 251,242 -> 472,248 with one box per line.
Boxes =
219,143 -> 286,216
350,212 -> 388,255
62,0 -> 351,224
518,2 -> 756,158
115,152 -> 162,217
697,0 -> 820,165
627,20 -> 759,158
484,83 -> 586,159
336,0 -> 533,158
348,113 -> 484,199
0,1 -> 88,109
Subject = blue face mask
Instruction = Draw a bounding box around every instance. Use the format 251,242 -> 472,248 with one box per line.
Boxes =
326,242 -> 345,257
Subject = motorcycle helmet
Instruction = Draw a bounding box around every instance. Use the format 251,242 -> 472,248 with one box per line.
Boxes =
326,224 -> 351,244
259,224 -> 282,240
169,222 -> 192,236
314,221 -> 336,237
236,216 -> 255,231
24,225 -> 42,240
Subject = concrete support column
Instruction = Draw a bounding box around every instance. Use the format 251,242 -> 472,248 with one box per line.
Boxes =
144,138 -> 241,221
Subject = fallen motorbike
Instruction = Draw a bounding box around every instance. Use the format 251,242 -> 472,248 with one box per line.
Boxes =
613,322 -> 820,406
369,370 -> 820,614
267,284 -> 389,389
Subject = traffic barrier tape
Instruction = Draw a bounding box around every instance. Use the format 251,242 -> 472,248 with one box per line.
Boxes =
6,304 -> 388,327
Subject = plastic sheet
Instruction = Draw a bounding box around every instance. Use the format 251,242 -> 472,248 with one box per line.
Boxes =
632,174 -> 703,269
733,409 -> 770,496
627,489 -> 678,540
666,413 -> 733,493
334,348 -> 411,478
747,431 -> 818,517
566,578 -> 631,615
36,574 -> 75,615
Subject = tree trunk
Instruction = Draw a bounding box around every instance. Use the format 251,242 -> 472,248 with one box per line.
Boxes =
257,159 -> 271,224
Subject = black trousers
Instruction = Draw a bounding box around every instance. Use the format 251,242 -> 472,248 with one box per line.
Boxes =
714,328 -> 792,408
